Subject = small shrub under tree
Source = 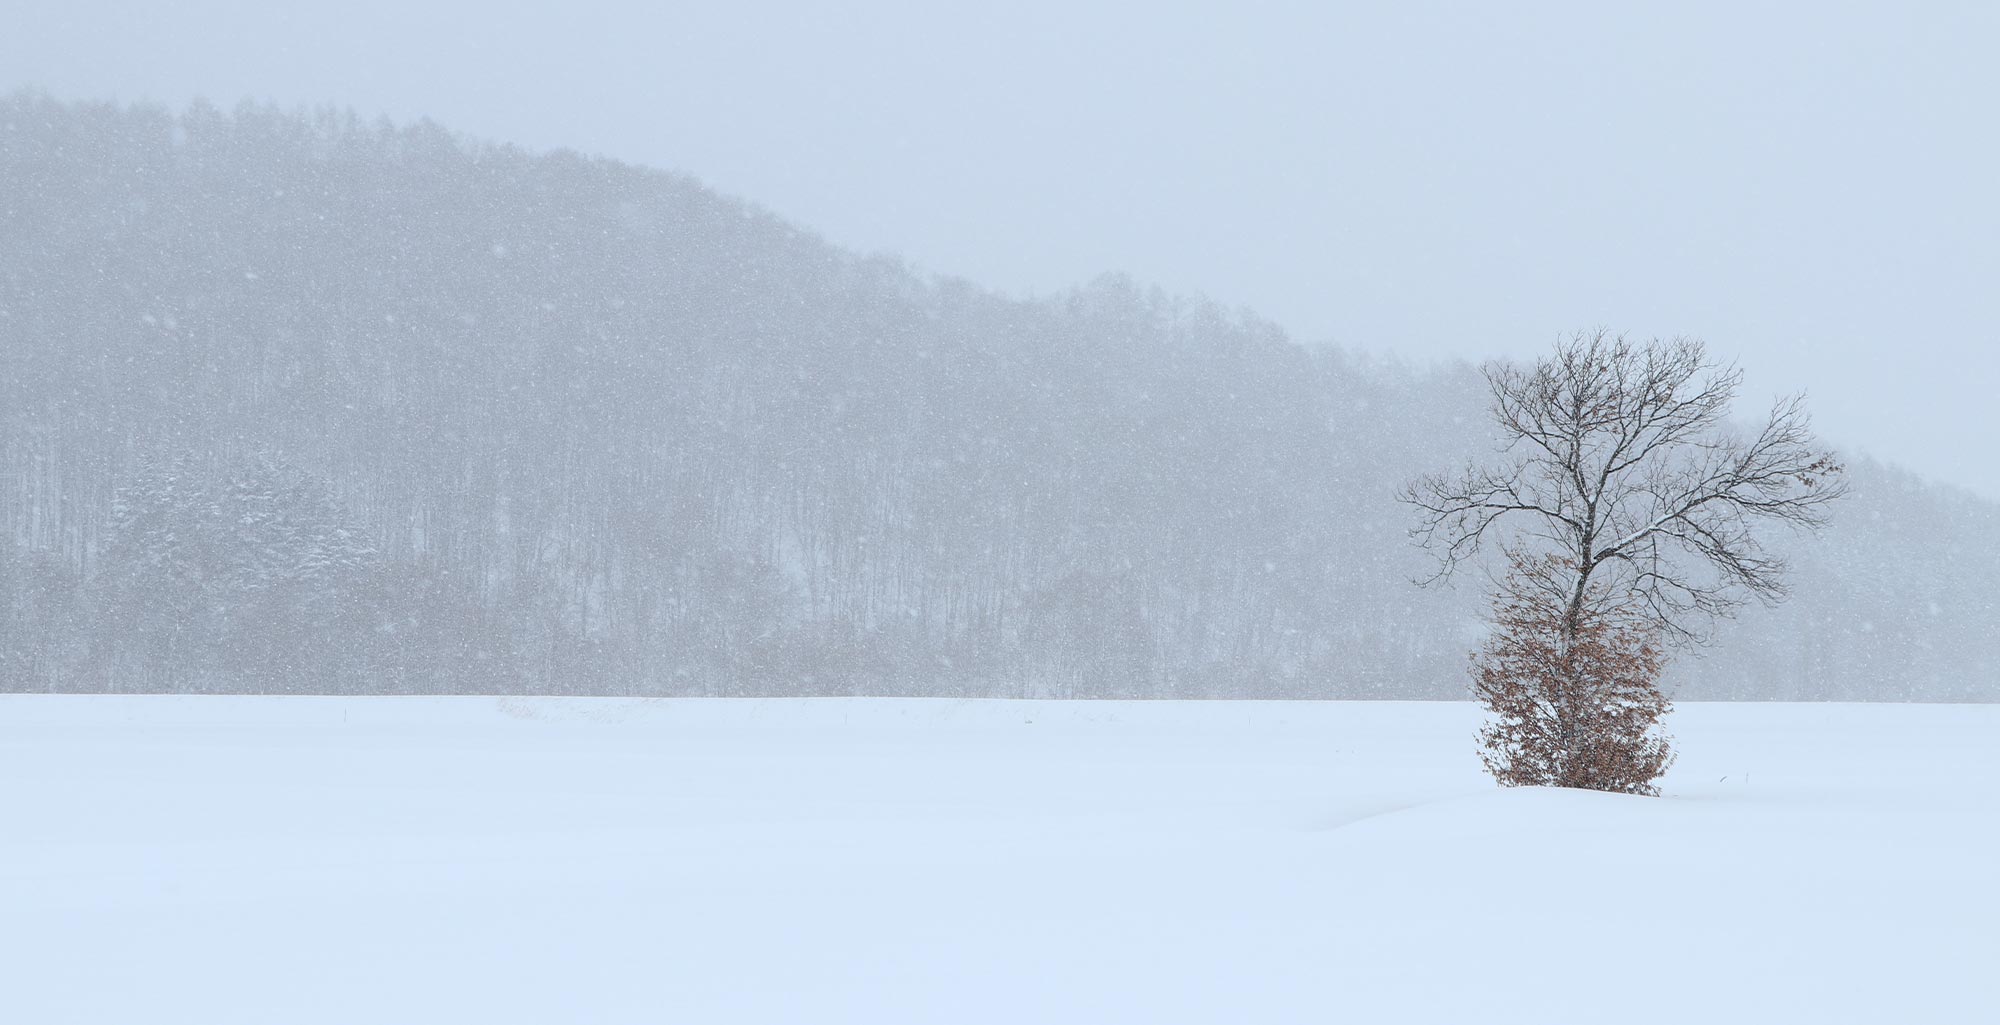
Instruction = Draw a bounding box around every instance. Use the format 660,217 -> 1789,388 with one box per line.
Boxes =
1472,556 -> 1674,795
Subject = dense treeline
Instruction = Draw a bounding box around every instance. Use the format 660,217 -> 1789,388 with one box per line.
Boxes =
2,94 -> 1994,699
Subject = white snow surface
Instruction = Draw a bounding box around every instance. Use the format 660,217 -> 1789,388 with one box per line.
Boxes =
3,696 -> 1995,1024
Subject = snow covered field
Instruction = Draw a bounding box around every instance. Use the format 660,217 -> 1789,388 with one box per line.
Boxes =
3,696 -> 1995,1024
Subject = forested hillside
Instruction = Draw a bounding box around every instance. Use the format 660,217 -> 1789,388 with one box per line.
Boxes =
2,94 -> 1994,699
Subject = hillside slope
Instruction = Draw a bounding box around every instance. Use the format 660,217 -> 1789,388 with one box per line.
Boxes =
2,94 -> 1994,698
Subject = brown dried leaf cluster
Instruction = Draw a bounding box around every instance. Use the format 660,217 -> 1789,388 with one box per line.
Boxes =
1472,556 -> 1675,796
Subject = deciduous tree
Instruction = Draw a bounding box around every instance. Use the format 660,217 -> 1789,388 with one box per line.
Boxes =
1405,331 -> 1845,792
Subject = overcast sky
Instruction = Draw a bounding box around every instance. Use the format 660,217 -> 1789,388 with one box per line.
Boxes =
8,1 -> 1996,498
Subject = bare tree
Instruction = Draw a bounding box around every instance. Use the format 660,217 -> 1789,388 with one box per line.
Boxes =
1405,331 -> 1846,643
1404,331 -> 1846,791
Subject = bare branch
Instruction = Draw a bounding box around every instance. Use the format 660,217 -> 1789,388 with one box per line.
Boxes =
1400,330 -> 1847,644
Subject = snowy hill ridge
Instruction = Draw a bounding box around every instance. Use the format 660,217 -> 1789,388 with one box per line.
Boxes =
3,93 -> 1996,699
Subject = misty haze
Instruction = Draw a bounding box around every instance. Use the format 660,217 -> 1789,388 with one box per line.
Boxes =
3,5 -> 1996,1024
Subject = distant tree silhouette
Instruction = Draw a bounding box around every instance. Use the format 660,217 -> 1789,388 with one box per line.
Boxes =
96,455 -> 379,690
